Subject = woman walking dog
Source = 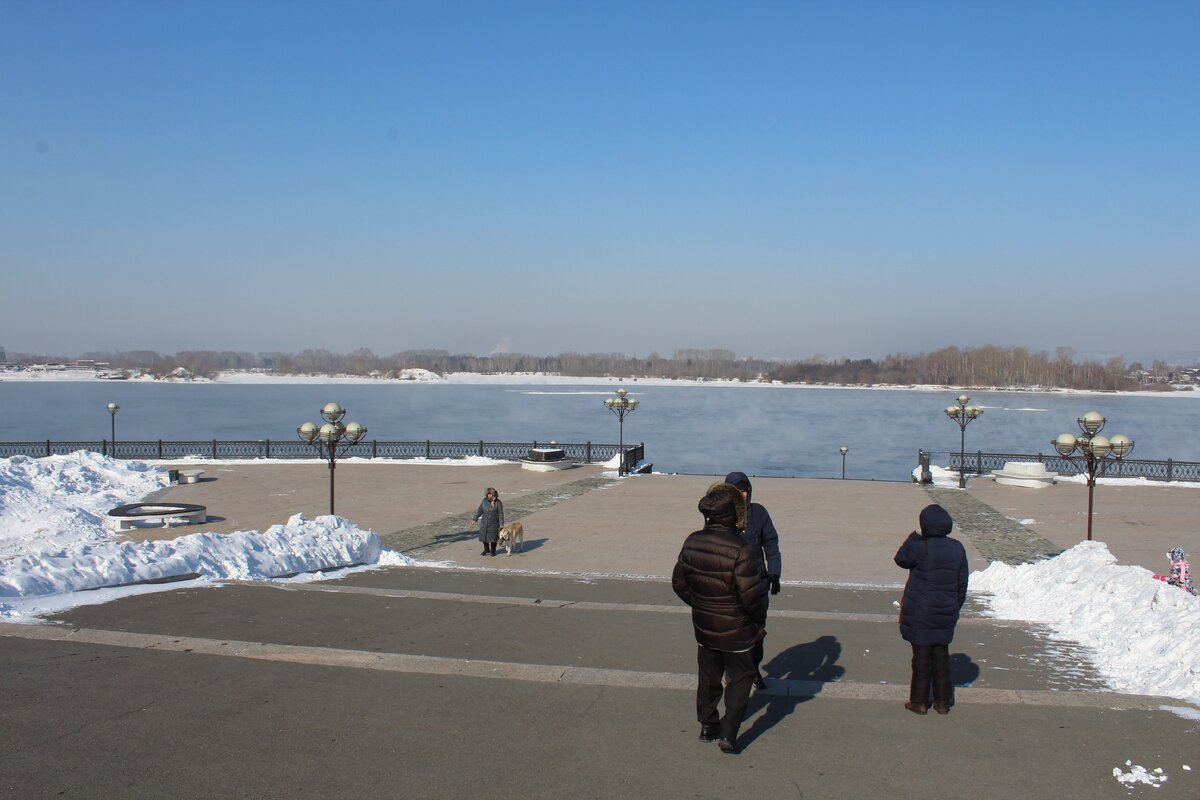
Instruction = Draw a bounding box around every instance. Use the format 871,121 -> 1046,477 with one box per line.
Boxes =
474,487 -> 504,557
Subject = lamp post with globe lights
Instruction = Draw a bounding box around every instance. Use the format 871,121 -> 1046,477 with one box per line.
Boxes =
945,394 -> 984,488
604,388 -> 639,476
1053,411 -> 1134,542
297,402 -> 367,515
106,402 -> 119,458
839,447 -> 849,479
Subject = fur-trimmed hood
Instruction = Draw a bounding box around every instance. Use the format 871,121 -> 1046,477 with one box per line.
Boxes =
700,482 -> 747,531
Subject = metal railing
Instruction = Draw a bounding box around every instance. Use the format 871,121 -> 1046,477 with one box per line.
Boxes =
920,449 -> 1200,483
0,439 -> 644,469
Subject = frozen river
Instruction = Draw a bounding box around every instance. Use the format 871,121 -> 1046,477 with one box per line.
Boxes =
2,379 -> 1197,480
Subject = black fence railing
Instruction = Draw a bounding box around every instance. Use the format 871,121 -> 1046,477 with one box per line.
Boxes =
920,449 -> 1200,483
0,439 -> 644,470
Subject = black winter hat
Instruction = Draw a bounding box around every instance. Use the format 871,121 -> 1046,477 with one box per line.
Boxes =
724,471 -> 751,492
919,504 -> 954,537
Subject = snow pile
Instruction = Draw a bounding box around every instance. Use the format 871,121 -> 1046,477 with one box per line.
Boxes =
0,513 -> 381,601
1054,472 -> 1200,489
971,542 -> 1200,702
911,465 -> 965,488
0,453 -> 402,622
911,464 -> 1200,491
0,452 -> 164,559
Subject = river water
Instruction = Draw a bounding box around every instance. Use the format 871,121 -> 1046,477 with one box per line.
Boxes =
2,380 -> 1198,481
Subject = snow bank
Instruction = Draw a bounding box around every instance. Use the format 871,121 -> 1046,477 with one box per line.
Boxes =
0,513 -> 381,600
971,541 -> 1200,702
0,452 -> 164,559
0,453 -> 400,622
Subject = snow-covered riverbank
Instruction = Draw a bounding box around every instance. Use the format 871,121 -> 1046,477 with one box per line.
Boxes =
4,366 -> 1197,396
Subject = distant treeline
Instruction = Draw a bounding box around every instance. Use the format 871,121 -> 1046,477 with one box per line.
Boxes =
6,346 -> 1189,391
4,345 -> 1190,393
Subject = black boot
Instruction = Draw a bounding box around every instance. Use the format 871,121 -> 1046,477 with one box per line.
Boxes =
489,542 -> 497,556
699,724 -> 720,743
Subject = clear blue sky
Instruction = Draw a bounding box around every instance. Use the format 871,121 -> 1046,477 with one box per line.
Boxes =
4,0 -> 1198,363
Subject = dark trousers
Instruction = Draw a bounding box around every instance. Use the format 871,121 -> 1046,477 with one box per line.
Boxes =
753,595 -> 769,674
910,643 -> 952,706
696,645 -> 756,742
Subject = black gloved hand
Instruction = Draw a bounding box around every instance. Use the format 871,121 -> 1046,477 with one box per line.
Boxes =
769,574 -> 781,595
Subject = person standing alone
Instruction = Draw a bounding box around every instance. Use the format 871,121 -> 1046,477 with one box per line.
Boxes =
894,503 -> 968,714
724,470 -> 781,690
673,483 -> 769,755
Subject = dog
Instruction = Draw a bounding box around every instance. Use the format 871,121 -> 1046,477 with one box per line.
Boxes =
497,521 -> 524,556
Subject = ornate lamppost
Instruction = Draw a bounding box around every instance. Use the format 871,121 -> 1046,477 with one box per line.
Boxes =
944,394 -> 984,489
839,446 -> 848,479
107,402 -> 119,458
604,387 -> 639,476
297,402 -> 367,515
1053,411 -> 1133,541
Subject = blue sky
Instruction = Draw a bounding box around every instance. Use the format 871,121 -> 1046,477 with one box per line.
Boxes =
4,0 -> 1198,363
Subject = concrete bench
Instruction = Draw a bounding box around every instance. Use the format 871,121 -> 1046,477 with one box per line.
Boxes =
992,461 -> 1057,489
107,502 -> 208,531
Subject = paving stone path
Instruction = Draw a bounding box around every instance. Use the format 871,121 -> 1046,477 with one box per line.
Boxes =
382,479 -> 1061,565
379,475 -> 619,555
925,487 -> 1062,565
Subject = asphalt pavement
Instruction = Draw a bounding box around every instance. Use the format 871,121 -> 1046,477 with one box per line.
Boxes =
2,463 -> 1198,798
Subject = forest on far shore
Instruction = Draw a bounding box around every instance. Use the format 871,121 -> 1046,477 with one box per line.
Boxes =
6,345 -> 1197,392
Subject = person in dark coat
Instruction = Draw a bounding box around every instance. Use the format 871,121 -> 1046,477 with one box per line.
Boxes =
894,503 -> 968,715
672,483 -> 769,754
473,487 -> 504,557
724,470 -> 782,690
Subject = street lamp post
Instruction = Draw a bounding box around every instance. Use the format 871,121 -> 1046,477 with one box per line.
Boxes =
944,394 -> 984,489
107,402 -> 119,458
604,387 -> 640,477
1053,411 -> 1134,541
297,402 -> 367,515
839,446 -> 848,479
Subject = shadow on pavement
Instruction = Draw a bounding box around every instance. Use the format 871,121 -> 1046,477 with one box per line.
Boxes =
951,652 -> 981,688
431,529 -> 478,544
507,537 -> 548,553
738,635 -> 846,750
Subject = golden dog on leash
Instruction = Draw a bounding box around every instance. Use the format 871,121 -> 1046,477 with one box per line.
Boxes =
497,522 -> 524,556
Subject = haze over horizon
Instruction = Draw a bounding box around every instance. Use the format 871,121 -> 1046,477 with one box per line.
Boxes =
4,1 -> 1197,363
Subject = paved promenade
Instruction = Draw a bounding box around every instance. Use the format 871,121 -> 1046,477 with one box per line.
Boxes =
2,463 -> 1198,798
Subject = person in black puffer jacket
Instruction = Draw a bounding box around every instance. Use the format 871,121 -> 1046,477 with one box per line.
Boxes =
895,503 -> 968,715
672,483 -> 769,754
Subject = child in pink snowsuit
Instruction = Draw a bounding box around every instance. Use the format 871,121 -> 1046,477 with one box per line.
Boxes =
1167,548 -> 1194,595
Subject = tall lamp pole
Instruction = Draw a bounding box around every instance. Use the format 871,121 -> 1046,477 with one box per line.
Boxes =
297,402 -> 367,515
1053,411 -> 1133,541
944,394 -> 984,488
839,446 -> 848,479
107,402 -> 120,458
604,387 -> 640,477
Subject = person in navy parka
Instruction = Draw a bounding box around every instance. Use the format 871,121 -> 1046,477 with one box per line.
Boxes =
894,504 -> 968,715
723,471 -> 782,690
